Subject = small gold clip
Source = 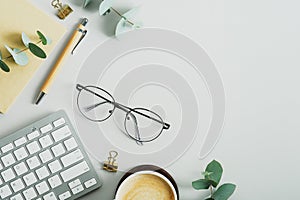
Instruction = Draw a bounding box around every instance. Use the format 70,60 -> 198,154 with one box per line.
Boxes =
51,0 -> 73,20
103,150 -> 118,172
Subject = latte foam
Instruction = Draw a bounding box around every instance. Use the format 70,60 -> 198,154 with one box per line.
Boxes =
119,174 -> 175,200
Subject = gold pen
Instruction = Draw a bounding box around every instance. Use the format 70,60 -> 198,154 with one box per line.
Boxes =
35,18 -> 88,105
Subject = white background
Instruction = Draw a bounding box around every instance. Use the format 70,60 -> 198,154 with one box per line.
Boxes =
0,0 -> 300,199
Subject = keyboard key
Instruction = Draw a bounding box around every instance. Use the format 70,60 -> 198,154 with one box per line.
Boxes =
11,178 -> 25,192
61,149 -> 83,167
14,162 -> 28,176
39,135 -> 53,148
64,137 -> 78,151
14,147 -> 29,161
48,160 -> 62,173
14,137 -> 27,147
48,175 -> 62,189
1,168 -> 15,182
0,184 -> 12,199
36,181 -> 50,195
39,149 -> 53,163
27,130 -> 40,140
58,191 -> 71,200
10,193 -> 23,200
23,187 -> 37,200
36,166 -> 50,180
51,126 -> 71,142
26,156 -> 40,169
53,118 -> 65,127
23,172 -> 37,186
72,184 -> 84,195
84,178 -> 97,188
0,177 -> 2,185
44,192 -> 57,200
40,124 -> 53,134
1,142 -> 14,153
68,179 -> 81,189
1,153 -> 16,167
60,161 -> 90,182
26,141 -> 41,154
51,143 -> 65,157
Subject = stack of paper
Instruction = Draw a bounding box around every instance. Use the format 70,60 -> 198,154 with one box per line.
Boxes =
0,0 -> 66,113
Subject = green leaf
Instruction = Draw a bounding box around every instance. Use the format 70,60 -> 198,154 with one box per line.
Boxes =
37,31 -> 47,45
22,32 -> 31,47
212,183 -> 236,200
99,0 -> 115,15
205,160 -> 223,187
205,198 -> 214,200
0,60 -> 10,72
202,171 -> 213,177
28,43 -> 47,58
192,179 -> 212,190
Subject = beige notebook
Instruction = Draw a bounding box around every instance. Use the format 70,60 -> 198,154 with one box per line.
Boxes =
0,0 -> 66,113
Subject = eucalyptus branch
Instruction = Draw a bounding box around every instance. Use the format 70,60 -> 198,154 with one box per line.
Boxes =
2,40 -> 42,61
0,31 -> 51,73
192,160 -> 236,200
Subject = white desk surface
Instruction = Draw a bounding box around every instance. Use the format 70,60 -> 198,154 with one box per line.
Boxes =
1,0 -> 300,199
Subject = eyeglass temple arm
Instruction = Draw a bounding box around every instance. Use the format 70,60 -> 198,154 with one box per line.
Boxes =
77,84 -> 170,130
108,101 -> 170,130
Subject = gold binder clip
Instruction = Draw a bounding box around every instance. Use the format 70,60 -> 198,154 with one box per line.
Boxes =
51,0 -> 73,20
103,151 -> 118,172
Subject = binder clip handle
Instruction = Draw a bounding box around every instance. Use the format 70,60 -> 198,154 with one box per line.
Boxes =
103,150 -> 118,172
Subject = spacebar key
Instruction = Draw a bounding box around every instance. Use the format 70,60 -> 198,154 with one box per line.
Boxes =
60,161 -> 90,182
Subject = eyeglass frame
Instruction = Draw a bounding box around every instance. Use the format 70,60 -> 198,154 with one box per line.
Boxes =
75,84 -> 171,143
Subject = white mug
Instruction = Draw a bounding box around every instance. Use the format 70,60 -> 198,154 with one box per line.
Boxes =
114,170 -> 178,200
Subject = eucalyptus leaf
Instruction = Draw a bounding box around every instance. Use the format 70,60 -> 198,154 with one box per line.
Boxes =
5,45 -> 15,57
99,0 -> 115,15
13,48 -> 29,66
202,171 -> 213,177
115,18 -> 128,36
37,30 -> 47,45
28,43 -> 46,58
192,179 -> 212,190
0,60 -> 10,72
45,36 -> 52,45
205,160 -> 223,187
83,0 -> 92,7
115,8 -> 139,36
212,183 -> 236,200
21,32 -> 31,47
205,198 -> 215,200
5,45 -> 28,65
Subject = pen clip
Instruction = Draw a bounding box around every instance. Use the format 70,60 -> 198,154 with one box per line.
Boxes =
71,29 -> 87,55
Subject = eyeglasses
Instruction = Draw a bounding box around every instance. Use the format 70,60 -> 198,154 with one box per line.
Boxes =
75,84 -> 170,144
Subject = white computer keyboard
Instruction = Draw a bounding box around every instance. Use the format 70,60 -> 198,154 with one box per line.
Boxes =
0,110 -> 102,200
